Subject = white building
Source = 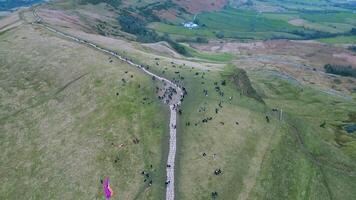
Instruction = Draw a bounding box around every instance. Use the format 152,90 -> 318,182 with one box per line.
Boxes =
183,22 -> 198,29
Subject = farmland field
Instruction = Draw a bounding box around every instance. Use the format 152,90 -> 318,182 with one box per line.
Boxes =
150,8 -> 305,40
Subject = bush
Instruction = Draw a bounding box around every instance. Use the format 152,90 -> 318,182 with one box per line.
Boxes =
196,37 -> 208,43
221,65 -> 264,103
159,34 -> 189,56
216,31 -> 225,39
324,64 -> 356,78
169,41 -> 188,55
290,30 -> 336,39
348,46 -> 356,53
118,15 -> 146,35
350,28 -> 356,35
118,15 -> 158,42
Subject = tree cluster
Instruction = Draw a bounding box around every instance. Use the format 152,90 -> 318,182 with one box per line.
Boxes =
324,64 -> 356,78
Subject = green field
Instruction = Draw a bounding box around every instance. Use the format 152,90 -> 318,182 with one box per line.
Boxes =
149,22 -> 215,37
197,9 -> 299,32
148,4 -> 356,41
318,35 -> 356,44
300,11 -> 356,25
261,0 -> 349,11
150,23 -> 302,40
183,44 -> 235,62
262,12 -> 355,33
150,8 -> 304,40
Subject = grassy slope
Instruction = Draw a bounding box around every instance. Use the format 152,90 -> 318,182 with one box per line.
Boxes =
127,37 -> 356,198
2,2 -> 356,199
172,65 -> 356,200
65,23 -> 356,199
52,1 -> 356,199
175,73 -> 280,200
183,44 -> 235,62
0,23 -> 168,200
249,72 -> 356,199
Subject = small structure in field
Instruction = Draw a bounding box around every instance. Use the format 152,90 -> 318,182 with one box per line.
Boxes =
183,22 -> 198,29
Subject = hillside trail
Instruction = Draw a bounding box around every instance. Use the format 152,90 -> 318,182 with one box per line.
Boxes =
30,8 -> 182,200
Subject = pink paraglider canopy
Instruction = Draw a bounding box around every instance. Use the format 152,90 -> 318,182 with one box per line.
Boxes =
103,177 -> 113,199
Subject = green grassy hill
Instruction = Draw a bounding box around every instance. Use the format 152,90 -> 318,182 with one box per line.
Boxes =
1,0 -> 356,199
0,22 -> 168,200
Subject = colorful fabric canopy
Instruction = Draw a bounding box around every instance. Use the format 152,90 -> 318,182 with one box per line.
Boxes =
104,177 -> 114,199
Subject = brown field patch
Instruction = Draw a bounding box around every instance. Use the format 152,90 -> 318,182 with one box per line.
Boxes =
153,9 -> 178,21
288,18 -> 307,26
0,11 -> 21,31
173,0 -> 228,13
143,41 -> 183,58
193,40 -> 354,68
333,53 -> 356,65
192,40 -> 356,93
38,9 -> 90,31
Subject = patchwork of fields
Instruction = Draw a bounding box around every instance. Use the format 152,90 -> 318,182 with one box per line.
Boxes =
149,4 -> 356,41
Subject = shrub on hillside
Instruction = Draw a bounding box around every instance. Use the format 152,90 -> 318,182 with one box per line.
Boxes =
169,42 -> 188,55
348,46 -> 356,53
196,37 -> 208,43
215,31 -> 225,39
221,65 -> 264,103
350,28 -> 356,35
118,15 -> 158,42
324,64 -> 356,78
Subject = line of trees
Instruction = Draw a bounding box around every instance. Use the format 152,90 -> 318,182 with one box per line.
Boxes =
118,15 -> 159,43
80,0 -> 122,8
290,28 -> 356,40
118,15 -> 189,55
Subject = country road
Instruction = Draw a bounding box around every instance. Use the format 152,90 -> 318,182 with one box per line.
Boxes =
31,8 -> 181,200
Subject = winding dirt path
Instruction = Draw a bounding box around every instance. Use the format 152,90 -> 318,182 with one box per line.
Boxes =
32,8 -> 182,200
